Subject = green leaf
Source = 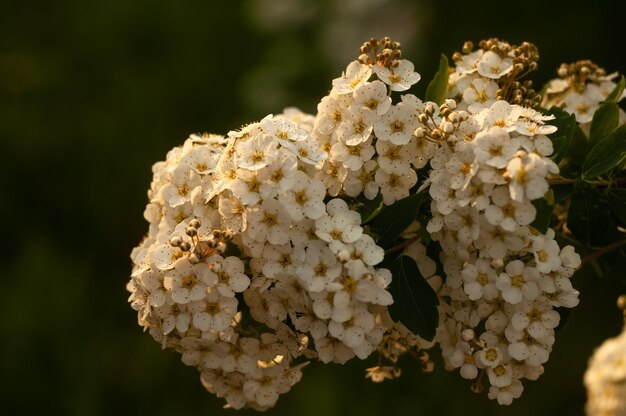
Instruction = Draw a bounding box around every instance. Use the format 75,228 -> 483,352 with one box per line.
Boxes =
369,193 -> 424,249
568,186 -> 618,246
531,195 -> 553,234
545,106 -> 577,164
388,255 -> 439,341
606,75 -> 625,103
424,54 -> 449,105
608,188 -> 626,226
582,124 -> 626,179
350,194 -> 384,224
589,102 -> 619,146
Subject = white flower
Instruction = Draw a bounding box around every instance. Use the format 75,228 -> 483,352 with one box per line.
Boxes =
331,136 -> 375,171
315,337 -> 355,364
235,133 -> 279,171
515,119 -> 557,137
477,51 -> 513,79
461,259 -> 499,301
164,261 -> 214,304
141,270 -> 168,308
158,169 -> 202,207
375,168 -> 417,205
315,95 -> 351,134
315,199 -> 363,247
218,193 -> 247,232
484,185 -> 537,232
208,255 -> 250,297
488,379 -> 524,405
443,206 -> 480,247
373,102 -> 418,145
332,61 -> 373,95
260,116 -> 308,146
373,60 -> 421,91
477,346 -> 503,368
246,198 -> 291,245
563,91 -> 599,123
328,305 -> 375,349
510,300 -> 560,341
474,126 -> 520,169
559,245 -> 581,269
375,139 -> 411,174
532,233 -> 562,273
343,234 -> 385,266
496,260 -> 540,304
448,341 -> 479,379
445,144 -> 478,190
289,137 -> 328,165
479,101 -> 523,132
336,106 -> 377,146
342,160 -> 379,199
259,151 -> 298,199
230,169 -> 262,206
487,364 -> 513,388
353,80 -> 392,116
455,50 -> 483,75
506,152 -> 549,202
191,289 -> 238,332
279,170 -> 326,221
150,243 -> 185,271
464,78 -> 498,112
294,241 -> 342,292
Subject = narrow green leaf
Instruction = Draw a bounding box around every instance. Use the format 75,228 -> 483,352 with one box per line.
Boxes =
589,102 -> 619,146
582,125 -> 626,179
531,196 -> 553,234
388,255 -> 439,341
606,75 -> 625,103
424,54 -> 449,105
545,106 -> 577,164
350,194 -> 384,224
608,188 -> 626,226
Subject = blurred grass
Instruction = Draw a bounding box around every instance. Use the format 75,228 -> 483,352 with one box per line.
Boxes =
1,0 -> 625,414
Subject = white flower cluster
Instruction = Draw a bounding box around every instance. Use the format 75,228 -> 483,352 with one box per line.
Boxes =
128,37 -> 589,410
585,310 -> 626,416
127,43 -> 436,409
429,40 -> 581,405
542,60 -> 626,124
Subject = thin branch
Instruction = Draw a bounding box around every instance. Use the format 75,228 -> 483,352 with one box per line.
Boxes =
582,239 -> 626,265
384,236 -> 420,255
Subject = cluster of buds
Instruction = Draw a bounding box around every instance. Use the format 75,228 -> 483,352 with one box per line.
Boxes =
168,219 -> 232,264
542,59 -> 625,124
358,36 -> 402,69
415,99 -> 469,144
557,60 -> 610,93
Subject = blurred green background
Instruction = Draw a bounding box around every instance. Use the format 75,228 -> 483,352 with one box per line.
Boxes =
2,0 -> 625,415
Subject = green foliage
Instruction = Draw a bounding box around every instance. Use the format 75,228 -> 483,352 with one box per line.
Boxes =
589,102 -> 619,146
424,54 -> 449,105
606,75 -> 626,102
546,107 -> 577,164
531,194 -> 553,234
582,124 -> 626,179
567,184 -> 619,246
350,194 -> 384,224
608,188 -> 626,226
369,193 -> 425,248
388,255 -> 439,341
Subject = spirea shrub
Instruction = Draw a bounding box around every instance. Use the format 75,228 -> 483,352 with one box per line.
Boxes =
127,37 -> 626,410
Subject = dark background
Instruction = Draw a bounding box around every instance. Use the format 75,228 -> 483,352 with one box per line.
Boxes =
2,0 -> 625,414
